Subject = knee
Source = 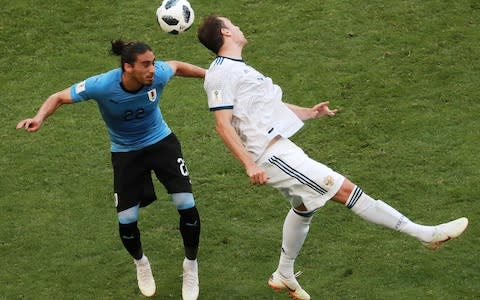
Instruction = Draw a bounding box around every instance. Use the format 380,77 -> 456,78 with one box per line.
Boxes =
118,204 -> 139,224
171,192 -> 196,210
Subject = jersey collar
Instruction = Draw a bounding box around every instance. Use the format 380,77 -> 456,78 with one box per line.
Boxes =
217,56 -> 244,62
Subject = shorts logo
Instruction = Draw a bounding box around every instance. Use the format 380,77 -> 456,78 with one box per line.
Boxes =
148,89 -> 157,102
114,193 -> 119,207
323,175 -> 335,187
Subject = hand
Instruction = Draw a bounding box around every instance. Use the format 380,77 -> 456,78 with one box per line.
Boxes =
246,164 -> 269,185
311,101 -> 338,118
16,118 -> 42,132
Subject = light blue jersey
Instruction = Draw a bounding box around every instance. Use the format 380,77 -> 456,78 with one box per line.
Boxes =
70,62 -> 174,152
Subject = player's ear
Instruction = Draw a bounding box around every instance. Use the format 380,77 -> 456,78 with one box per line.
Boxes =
220,27 -> 231,37
123,62 -> 133,73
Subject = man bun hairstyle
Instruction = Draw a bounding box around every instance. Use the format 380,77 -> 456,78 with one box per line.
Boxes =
110,39 -> 152,70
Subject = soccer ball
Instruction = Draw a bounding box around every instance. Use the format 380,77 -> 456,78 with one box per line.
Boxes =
156,0 -> 195,35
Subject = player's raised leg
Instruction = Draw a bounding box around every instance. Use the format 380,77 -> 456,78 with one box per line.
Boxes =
337,179 -> 468,249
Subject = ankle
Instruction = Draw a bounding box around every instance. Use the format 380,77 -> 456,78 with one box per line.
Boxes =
135,254 -> 148,264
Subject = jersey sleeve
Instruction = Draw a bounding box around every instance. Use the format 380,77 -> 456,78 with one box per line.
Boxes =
154,61 -> 174,84
205,68 -> 235,111
70,74 -> 104,103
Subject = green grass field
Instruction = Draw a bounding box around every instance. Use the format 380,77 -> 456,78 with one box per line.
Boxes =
1,0 -> 479,299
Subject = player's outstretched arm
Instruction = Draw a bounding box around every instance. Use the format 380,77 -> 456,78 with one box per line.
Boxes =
167,61 -> 206,78
16,88 -> 73,132
286,101 -> 338,121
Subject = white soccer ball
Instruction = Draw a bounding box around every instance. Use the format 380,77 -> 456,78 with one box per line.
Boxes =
156,0 -> 195,35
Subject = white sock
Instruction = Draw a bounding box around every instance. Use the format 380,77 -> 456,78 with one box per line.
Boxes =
277,209 -> 313,278
135,254 -> 148,265
183,257 -> 198,272
346,186 -> 434,242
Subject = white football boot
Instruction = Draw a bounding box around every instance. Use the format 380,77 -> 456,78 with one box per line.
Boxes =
134,256 -> 156,297
422,217 -> 468,250
268,271 -> 310,300
182,258 -> 199,300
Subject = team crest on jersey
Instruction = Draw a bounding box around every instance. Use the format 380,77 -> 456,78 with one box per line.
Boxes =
147,89 -> 157,102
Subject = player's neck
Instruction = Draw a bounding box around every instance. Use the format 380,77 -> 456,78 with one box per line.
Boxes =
121,73 -> 143,93
218,45 -> 243,60
218,53 -> 242,61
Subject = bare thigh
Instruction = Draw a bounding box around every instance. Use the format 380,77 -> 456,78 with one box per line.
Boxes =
331,178 -> 356,204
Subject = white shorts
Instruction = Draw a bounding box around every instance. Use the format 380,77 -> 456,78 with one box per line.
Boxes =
257,138 -> 345,211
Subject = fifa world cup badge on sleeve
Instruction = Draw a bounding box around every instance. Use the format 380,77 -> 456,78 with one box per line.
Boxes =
76,81 -> 86,94
212,90 -> 222,104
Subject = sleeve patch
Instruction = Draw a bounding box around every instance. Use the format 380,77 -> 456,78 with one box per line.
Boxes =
75,80 -> 86,94
212,89 -> 223,104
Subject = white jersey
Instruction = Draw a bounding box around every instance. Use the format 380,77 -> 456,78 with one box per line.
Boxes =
204,56 -> 304,161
